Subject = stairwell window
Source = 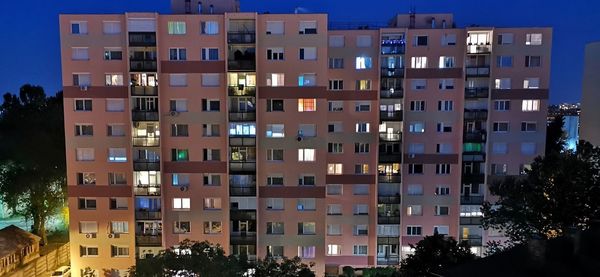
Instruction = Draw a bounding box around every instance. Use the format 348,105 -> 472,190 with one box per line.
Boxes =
168,21 -> 186,35
201,21 -> 219,35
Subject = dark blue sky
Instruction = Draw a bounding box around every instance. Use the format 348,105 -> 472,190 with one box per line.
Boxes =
1,0 -> 597,104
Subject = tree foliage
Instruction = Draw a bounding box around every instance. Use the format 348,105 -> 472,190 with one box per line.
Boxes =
546,114 -> 566,155
0,85 -> 66,244
362,267 -> 401,277
399,234 -> 476,277
129,240 -> 314,277
482,141 -> 600,243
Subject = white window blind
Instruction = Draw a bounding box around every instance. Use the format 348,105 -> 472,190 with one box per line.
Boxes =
103,21 -> 121,34
170,74 -> 187,87
106,99 -> 125,112
356,35 -> 372,47
72,48 -> 89,60
266,21 -> 284,34
202,73 -> 220,87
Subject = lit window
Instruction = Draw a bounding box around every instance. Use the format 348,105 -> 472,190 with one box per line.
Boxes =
494,78 -> 511,89
298,149 -> 315,162
438,56 -> 455,68
105,74 -> 124,86
356,80 -> 372,90
522,100 -> 540,112
265,124 -> 285,138
409,122 -> 425,133
327,163 -> 343,175
411,56 -> 428,68
168,21 -> 186,35
174,221 -> 191,234
327,244 -> 342,256
298,246 -> 316,259
203,198 -> 222,210
108,148 -> 127,162
523,78 -> 540,89
298,99 -> 316,112
173,198 -> 191,210
355,123 -> 370,133
298,74 -> 316,86
267,73 -> 285,86
526,33 -> 543,45
171,149 -> 189,161
407,205 -> 422,216
355,57 -> 372,69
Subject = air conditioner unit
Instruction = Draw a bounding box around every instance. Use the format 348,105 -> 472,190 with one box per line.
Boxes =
180,186 -> 189,192
109,233 -> 121,239
80,86 -> 88,91
170,111 -> 179,116
85,233 -> 96,239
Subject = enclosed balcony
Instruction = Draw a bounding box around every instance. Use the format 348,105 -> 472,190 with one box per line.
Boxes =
228,86 -> 256,96
381,34 -> 406,55
465,87 -> 489,99
381,67 -> 404,78
378,174 -> 402,183
377,256 -> 400,266
129,32 -> 156,47
227,19 -> 256,44
380,111 -> 403,122
229,161 -> 256,173
378,204 -> 401,224
134,184 -> 161,196
229,112 -> 256,122
466,66 -> 490,77
461,195 -> 484,205
466,32 -> 492,54
463,130 -> 487,143
229,175 -> 257,197
135,234 -> 162,246
379,142 -> 402,163
460,216 -> 483,225
228,46 -> 256,71
378,195 -> 401,204
380,89 -> 403,99
129,49 -> 157,72
131,73 -> 159,96
464,109 -> 488,120
461,236 -> 483,246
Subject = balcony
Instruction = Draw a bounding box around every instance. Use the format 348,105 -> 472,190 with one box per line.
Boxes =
132,137 -> 160,147
229,161 -> 256,173
230,210 -> 256,221
464,109 -> 488,121
129,32 -> 156,46
228,60 -> 256,71
230,231 -> 257,245
130,60 -> 157,72
379,152 -> 402,163
380,111 -> 403,121
131,86 -> 158,96
379,133 -> 401,142
378,215 -> 401,224
460,216 -> 483,225
229,186 -> 257,197
467,44 -> 492,54
229,137 -> 256,146
377,256 -> 400,266
465,87 -> 489,99
462,173 -> 485,184
378,175 -> 402,183
463,130 -> 487,143
381,39 -> 406,55
381,68 -> 404,77
229,112 -> 256,122
380,89 -> 403,99
135,210 -> 161,220
228,86 -> 256,96
132,110 -> 159,121
133,161 -> 160,171
461,195 -> 484,205
135,235 -> 161,246
378,195 -> 401,204
134,185 -> 161,196
461,236 -> 483,246
465,66 -> 490,77
227,32 -> 256,44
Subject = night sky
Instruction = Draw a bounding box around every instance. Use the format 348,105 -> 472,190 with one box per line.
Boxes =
1,0 -> 598,104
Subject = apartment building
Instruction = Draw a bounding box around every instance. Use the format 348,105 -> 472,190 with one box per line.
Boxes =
581,42 -> 600,147
60,1 -> 551,275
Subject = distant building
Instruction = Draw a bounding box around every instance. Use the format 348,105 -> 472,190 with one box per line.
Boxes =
581,42 -> 600,147
0,225 -> 41,276
60,0 -> 552,275
548,103 -> 580,150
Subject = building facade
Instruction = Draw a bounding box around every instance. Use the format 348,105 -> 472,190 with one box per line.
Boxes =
61,2 -> 551,275
581,42 -> 600,147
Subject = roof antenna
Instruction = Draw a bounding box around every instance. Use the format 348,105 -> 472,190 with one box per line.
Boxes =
294,7 -> 310,14
409,6 -> 416,29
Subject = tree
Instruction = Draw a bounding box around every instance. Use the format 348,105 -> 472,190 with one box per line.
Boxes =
399,234 -> 476,277
482,141 -> 600,243
546,114 -> 565,154
0,85 -> 66,244
254,256 -> 315,277
362,267 -> 401,277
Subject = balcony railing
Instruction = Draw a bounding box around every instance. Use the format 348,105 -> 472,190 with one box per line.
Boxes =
377,256 -> 400,265
131,86 -> 158,96
467,44 -> 492,54
129,32 -> 156,46
132,111 -> 159,121
465,66 -> 490,77
380,89 -> 403,99
230,210 -> 256,220
461,236 -> 483,246
135,211 -> 161,220
229,112 -> 256,122
134,185 -> 161,196
228,86 -> 256,96
229,161 -> 256,172
378,175 -> 402,183
132,137 -> 160,147
130,60 -> 158,72
379,133 -> 401,142
227,32 -> 256,44
461,195 -> 485,205
460,216 -> 483,225
135,235 -> 161,246
464,109 -> 488,120
381,68 -> 404,77
462,173 -> 485,184
229,137 -> 256,146
378,195 -> 401,204
463,131 -> 487,142
230,231 -> 257,244
229,186 -> 257,197
133,161 -> 160,171
380,111 -> 403,121
379,152 -> 402,163
465,87 -> 489,99
228,60 -> 256,71
377,215 -> 401,224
